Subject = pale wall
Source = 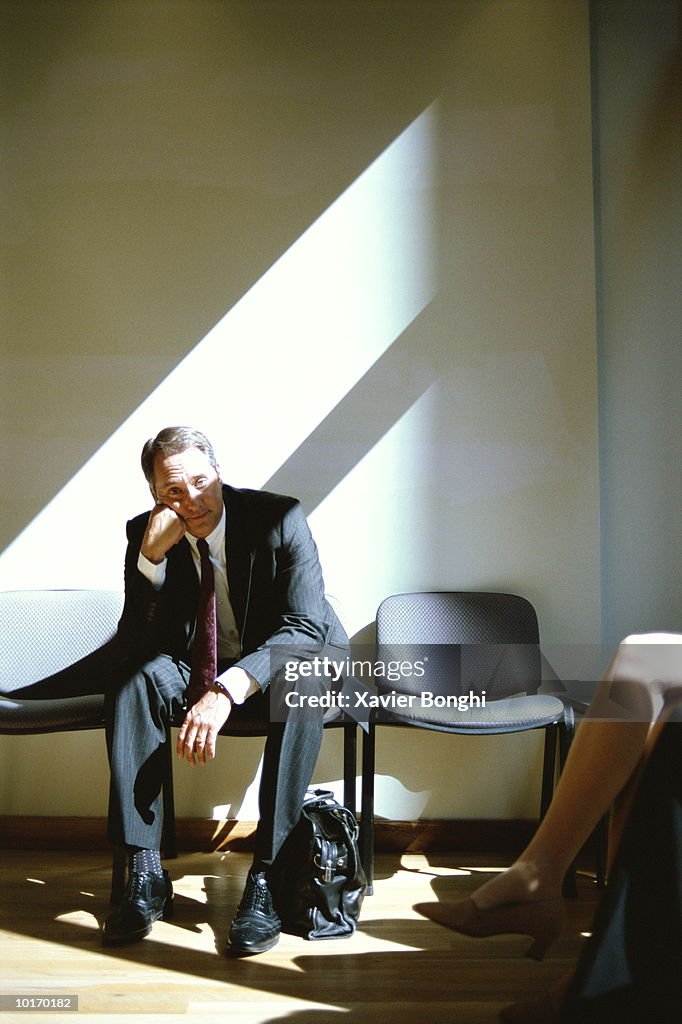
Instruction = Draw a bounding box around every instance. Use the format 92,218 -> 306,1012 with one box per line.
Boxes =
0,1 -> 599,822
593,0 -> 682,643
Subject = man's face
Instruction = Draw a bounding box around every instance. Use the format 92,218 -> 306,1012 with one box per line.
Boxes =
151,446 -> 223,538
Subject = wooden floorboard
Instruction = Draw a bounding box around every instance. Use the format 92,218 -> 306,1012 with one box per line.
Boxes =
0,850 -> 600,1022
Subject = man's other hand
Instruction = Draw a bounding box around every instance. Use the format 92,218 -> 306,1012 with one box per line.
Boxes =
176,687 -> 233,766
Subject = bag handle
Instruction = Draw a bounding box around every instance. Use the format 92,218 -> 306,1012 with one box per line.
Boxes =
303,788 -> 343,811
303,789 -> 361,843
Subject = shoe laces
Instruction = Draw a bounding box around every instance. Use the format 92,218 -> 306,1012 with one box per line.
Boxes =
127,872 -> 150,897
241,873 -> 272,914
125,870 -> 159,901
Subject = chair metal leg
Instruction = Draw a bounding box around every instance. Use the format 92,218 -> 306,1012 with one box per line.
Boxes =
360,722 -> 375,894
561,705 -> 608,885
342,720 -> 357,816
539,724 -> 558,819
558,703 -> 575,769
557,704 -> 607,888
557,707 -> 580,898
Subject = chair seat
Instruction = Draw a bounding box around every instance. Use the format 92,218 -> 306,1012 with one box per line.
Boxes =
379,693 -> 566,733
0,694 -> 106,733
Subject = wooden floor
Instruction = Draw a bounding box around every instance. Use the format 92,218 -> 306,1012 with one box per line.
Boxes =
0,850 -> 600,1023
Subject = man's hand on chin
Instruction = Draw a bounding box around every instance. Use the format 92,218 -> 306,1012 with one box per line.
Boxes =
140,504 -> 187,565
176,687 -> 233,766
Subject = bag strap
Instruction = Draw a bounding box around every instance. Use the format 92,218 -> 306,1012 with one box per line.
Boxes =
333,807 -> 363,878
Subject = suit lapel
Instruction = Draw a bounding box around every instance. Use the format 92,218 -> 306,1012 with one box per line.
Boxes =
223,485 -> 255,635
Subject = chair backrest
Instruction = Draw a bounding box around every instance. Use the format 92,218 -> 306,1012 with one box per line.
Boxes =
375,591 -> 541,700
0,589 -> 124,692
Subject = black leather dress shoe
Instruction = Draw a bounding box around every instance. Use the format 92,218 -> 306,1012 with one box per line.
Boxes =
226,871 -> 281,956
103,870 -> 173,945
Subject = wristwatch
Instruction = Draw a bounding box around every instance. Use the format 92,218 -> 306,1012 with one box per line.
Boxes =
212,680 -> 233,702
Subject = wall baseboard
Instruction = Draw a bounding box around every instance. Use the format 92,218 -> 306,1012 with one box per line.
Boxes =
0,815 -> 537,853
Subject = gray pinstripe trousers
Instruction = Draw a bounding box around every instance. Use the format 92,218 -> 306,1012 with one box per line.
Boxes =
104,654 -> 327,868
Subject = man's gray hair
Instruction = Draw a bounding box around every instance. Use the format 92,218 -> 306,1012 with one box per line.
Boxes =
141,426 -> 219,486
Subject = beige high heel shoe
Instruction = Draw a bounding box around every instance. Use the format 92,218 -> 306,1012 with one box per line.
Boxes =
414,896 -> 565,961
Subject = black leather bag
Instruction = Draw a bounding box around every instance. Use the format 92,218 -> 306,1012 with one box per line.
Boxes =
271,789 -> 366,939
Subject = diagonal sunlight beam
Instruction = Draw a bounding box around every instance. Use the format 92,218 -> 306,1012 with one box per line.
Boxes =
265,324 -> 438,513
0,102 -> 438,590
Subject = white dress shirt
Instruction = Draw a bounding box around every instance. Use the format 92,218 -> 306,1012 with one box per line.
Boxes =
137,507 -> 258,704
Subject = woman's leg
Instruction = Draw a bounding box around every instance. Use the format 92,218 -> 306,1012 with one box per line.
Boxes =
469,634 -> 682,910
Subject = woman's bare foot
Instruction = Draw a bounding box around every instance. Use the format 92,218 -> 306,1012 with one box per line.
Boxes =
470,858 -> 562,910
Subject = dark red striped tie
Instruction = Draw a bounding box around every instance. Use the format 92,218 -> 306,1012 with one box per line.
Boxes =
186,538 -> 217,707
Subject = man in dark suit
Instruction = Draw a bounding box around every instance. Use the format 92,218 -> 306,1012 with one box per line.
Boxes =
95,425 -> 349,953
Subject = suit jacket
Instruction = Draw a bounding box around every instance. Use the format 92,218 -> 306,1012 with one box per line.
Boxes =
117,484 -> 348,691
